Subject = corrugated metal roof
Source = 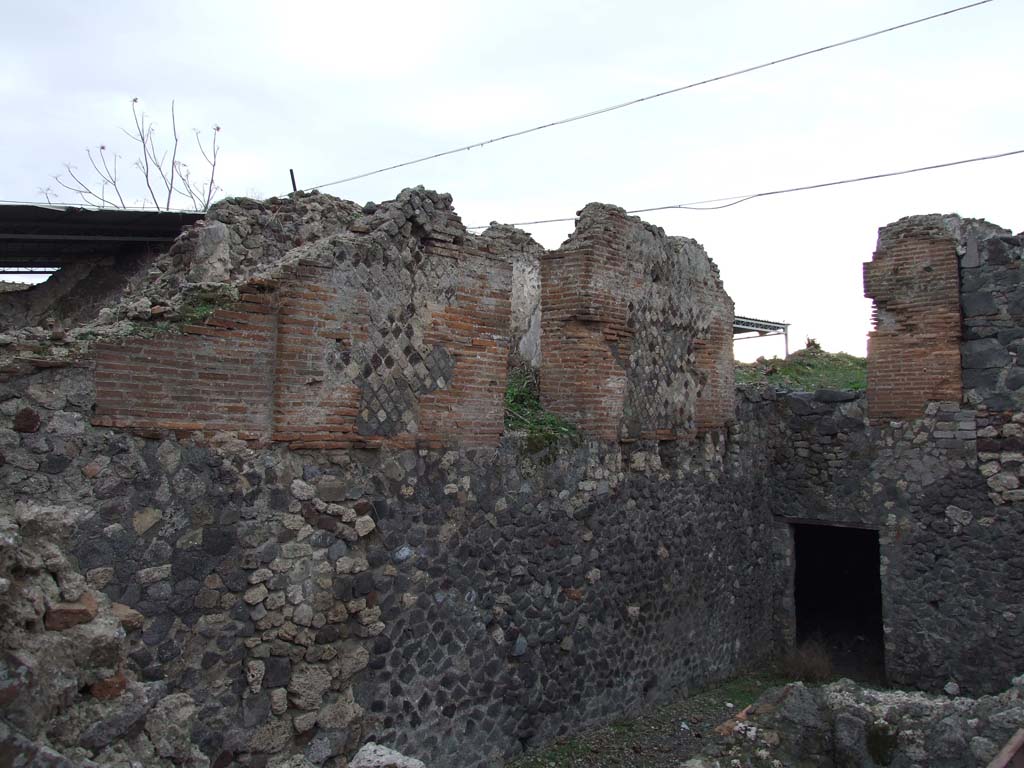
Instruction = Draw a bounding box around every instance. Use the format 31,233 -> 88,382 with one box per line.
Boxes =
0,204 -> 202,269
734,315 -> 788,335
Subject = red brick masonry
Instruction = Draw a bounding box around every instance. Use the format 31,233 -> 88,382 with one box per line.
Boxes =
864,224 -> 962,421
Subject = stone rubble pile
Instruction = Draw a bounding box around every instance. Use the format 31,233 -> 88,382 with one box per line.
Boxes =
685,674 -> 1024,767
0,191 -> 364,369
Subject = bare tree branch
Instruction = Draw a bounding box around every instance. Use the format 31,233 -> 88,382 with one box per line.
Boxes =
166,100 -> 180,210
201,126 -> 220,211
54,165 -> 121,208
131,98 -> 161,209
96,147 -> 126,208
49,98 -> 222,211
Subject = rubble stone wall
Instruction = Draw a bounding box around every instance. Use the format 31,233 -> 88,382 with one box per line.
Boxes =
0,189 -> 755,768
0,365 -> 784,768
769,216 -> 1024,697
87,194 -> 735,452
769,388 -> 1022,695
3,191 -> 1021,767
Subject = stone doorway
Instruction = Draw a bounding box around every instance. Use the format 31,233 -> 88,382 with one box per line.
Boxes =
793,522 -> 886,684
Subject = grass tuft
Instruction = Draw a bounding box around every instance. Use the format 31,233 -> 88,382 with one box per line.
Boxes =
504,367 -> 578,451
178,298 -> 221,325
736,342 -> 866,391
780,638 -> 834,683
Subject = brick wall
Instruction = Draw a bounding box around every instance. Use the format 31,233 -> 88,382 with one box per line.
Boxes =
92,191 -> 736,449
92,297 -> 277,439
539,242 -> 635,441
540,205 -> 735,441
94,192 -> 512,449
864,218 -> 962,421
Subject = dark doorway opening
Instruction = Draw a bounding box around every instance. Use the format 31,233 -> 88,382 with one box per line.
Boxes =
793,523 -> 885,683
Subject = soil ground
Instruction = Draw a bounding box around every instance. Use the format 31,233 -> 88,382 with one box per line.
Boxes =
506,669 -> 795,768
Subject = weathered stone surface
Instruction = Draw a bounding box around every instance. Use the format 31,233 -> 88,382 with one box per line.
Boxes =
248,716 -> 293,753
0,719 -> 94,767
78,681 -> 165,750
131,506 -> 162,535
288,664 -> 331,711
109,602 -> 144,632
144,692 -> 197,760
317,687 -> 361,729
89,668 -> 127,700
12,407 -> 41,433
350,742 -> 426,768
963,337 -> 1010,369
695,676 -> 1024,768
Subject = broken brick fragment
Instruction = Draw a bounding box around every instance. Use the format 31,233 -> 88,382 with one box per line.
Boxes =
90,669 -> 128,700
44,591 -> 98,630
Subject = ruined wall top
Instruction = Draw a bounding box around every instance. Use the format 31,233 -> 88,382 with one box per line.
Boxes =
540,203 -> 734,441
1,189 -> 737,449
864,212 -> 1024,421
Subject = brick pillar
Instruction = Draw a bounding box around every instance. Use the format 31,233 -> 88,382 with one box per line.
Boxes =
540,205 -> 735,442
539,242 -> 635,441
864,220 -> 962,421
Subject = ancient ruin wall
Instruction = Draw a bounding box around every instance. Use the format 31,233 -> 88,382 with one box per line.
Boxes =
482,224 -> 543,368
0,189 -> 760,768
773,214 -> 1024,696
0,366 -> 783,768
8,189 -> 1019,768
766,390 -> 1015,694
957,217 -> 1024,412
90,195 -> 735,451
91,190 -> 514,450
539,204 -> 735,442
863,217 -> 963,421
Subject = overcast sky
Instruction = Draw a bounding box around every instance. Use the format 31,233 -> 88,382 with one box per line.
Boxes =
2,0 -> 1021,360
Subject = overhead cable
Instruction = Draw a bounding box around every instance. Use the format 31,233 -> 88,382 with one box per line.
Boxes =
296,0 -> 995,193
465,148 -> 1024,229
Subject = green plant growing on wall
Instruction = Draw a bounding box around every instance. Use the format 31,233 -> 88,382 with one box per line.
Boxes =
124,320 -> 175,338
735,346 -> 867,391
504,368 -> 578,451
173,284 -> 238,326
177,298 -> 220,325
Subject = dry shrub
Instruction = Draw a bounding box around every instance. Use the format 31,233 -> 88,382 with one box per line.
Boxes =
782,638 -> 833,683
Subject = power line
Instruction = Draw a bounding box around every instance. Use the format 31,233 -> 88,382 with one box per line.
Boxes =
296,0 -> 996,194
465,148 -> 1024,229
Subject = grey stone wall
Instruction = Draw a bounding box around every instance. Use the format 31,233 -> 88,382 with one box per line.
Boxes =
767,386 -> 1023,696
0,366 -> 785,768
957,217 -> 1024,411
3,202 -> 1021,766
4,367 -> 1022,768
764,388 -> 872,526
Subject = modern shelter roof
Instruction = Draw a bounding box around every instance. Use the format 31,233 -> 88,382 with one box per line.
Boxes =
0,204 -> 202,272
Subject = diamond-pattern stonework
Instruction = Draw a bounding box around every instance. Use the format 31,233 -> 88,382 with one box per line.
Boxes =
540,205 -> 735,441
